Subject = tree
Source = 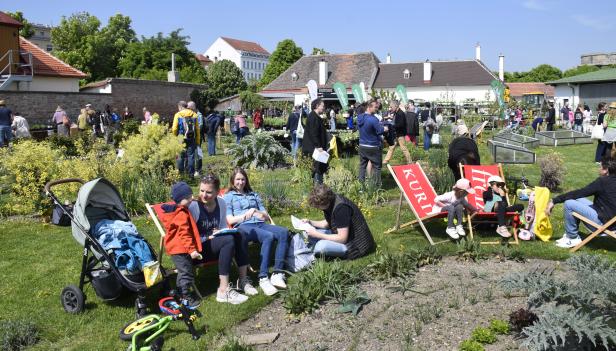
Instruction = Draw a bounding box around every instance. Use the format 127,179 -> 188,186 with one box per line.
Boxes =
190,89 -> 218,113
118,29 -> 206,84
260,39 -> 303,87
503,64 -> 562,83
100,14 -> 136,74
311,47 -> 329,55
6,11 -> 34,38
562,65 -> 600,78
239,90 -> 264,111
206,59 -> 247,99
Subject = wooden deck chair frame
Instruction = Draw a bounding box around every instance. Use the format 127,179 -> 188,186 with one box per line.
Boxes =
385,164 -> 450,246
570,213 -> 616,253
459,163 -> 520,245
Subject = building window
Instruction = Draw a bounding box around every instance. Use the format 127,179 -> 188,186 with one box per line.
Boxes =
403,69 -> 410,79
46,45 -> 53,52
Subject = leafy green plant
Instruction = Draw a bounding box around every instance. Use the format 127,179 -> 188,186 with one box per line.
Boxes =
116,168 -> 172,215
471,327 -> 497,344
324,164 -> 355,194
489,319 -> 510,335
459,339 -> 485,351
509,308 -> 539,333
1,319 -> 40,351
456,239 -> 485,262
258,178 -> 297,216
225,133 -> 290,170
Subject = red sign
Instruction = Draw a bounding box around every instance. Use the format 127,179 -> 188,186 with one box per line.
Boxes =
463,165 -> 500,210
390,164 -> 437,218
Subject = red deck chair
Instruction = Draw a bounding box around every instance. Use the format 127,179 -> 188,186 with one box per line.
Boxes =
460,164 -> 521,244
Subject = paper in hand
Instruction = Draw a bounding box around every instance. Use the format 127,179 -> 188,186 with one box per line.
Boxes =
312,148 -> 330,163
291,215 -> 314,232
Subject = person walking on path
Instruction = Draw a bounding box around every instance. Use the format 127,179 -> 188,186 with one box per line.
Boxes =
302,98 -> 329,184
405,100 -> 420,146
546,102 -> 556,131
357,99 -> 387,187
206,111 -> 220,156
172,101 -> 200,179
383,100 -> 411,165
53,106 -> 70,136
234,113 -> 248,144
420,102 -> 436,151
286,106 -> 301,159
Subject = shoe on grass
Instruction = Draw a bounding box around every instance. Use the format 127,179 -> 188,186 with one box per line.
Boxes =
445,227 -> 459,240
181,293 -> 201,310
555,236 -> 571,245
496,226 -> 512,238
237,277 -> 258,296
455,225 -> 466,237
555,236 -> 582,248
216,288 -> 248,305
270,272 -> 287,289
259,277 -> 278,296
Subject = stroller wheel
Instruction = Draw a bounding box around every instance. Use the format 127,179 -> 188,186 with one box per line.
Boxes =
61,285 -> 85,313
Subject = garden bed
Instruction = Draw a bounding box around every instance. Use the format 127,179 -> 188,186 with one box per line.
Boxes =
487,139 -> 536,164
534,130 -> 592,146
492,132 -> 539,149
232,257 -> 566,351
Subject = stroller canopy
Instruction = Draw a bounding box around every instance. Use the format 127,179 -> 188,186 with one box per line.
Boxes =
72,178 -> 129,246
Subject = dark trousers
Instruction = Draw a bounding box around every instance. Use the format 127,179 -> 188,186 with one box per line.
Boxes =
207,134 -> 216,156
547,123 -> 554,131
202,234 -> 249,276
171,254 -> 194,293
359,145 -> 382,186
495,202 -> 524,226
595,141 -> 608,162
177,141 -> 196,176
304,150 -> 328,184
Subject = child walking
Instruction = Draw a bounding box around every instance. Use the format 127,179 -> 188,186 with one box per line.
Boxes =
482,176 -> 524,238
432,178 -> 478,239
162,181 -> 203,309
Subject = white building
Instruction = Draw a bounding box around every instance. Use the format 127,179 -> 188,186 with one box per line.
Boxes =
203,37 -> 270,82
28,23 -> 54,52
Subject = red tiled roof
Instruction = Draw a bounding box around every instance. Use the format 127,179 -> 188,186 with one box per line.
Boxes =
195,54 -> 212,63
506,82 -> 555,97
221,37 -> 269,55
19,37 -> 87,78
0,11 -> 23,27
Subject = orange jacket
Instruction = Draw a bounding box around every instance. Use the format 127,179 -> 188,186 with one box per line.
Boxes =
161,204 -> 202,255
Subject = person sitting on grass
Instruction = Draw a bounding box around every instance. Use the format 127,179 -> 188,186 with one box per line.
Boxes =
161,182 -> 202,309
482,175 -> 524,238
301,184 -> 376,259
546,157 -> 616,248
188,174 -> 255,304
432,178 -> 478,240
223,167 -> 289,296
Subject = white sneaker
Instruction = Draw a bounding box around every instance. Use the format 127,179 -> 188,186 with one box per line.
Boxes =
270,272 -> 287,289
555,236 -> 582,248
446,227 -> 459,240
455,225 -> 466,237
238,277 -> 258,296
194,171 -> 200,178
555,236 -> 570,245
496,226 -> 512,238
216,288 -> 248,304
259,277 -> 278,296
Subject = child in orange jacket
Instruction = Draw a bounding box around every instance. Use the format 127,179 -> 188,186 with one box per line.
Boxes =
162,181 -> 202,309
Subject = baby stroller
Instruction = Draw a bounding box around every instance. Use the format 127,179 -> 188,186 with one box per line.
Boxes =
45,178 -> 167,317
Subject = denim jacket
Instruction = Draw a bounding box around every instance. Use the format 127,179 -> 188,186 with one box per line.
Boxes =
223,190 -> 266,227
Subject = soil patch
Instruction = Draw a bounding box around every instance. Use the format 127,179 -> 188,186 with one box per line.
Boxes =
233,257 -> 567,351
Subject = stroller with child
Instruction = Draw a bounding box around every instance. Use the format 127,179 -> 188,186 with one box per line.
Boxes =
45,178 -> 167,317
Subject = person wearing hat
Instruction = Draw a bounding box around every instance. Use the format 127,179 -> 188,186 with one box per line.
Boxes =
432,178 -> 479,240
0,100 -> 14,147
447,124 -> 481,181
482,176 -> 524,238
160,181 -> 203,309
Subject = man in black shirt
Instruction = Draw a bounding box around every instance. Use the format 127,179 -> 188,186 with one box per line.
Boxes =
0,100 -> 14,147
302,98 -> 328,184
383,100 -> 411,164
546,102 -> 556,131
546,157 -> 616,248
286,106 -> 301,159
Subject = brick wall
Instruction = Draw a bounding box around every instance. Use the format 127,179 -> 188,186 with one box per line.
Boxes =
0,78 -> 207,125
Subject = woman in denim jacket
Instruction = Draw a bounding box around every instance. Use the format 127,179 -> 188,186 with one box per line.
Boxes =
223,167 -> 289,296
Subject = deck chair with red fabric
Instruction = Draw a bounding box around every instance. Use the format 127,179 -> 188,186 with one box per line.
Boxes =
459,164 -> 521,244
386,163 -> 451,245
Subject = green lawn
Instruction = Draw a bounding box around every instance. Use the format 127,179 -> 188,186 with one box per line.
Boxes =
1,129 -> 615,350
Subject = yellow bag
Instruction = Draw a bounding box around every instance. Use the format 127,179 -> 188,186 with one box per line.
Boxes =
143,261 -> 163,288
328,136 -> 339,159
533,186 -> 553,242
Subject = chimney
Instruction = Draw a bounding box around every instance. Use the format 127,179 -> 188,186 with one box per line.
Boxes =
423,59 -> 432,83
167,53 -> 179,82
386,53 -> 391,64
498,54 -> 505,81
318,59 -> 328,86
475,43 -> 481,61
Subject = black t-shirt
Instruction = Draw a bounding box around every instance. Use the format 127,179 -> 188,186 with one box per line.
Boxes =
324,203 -> 352,230
0,107 -> 12,126
598,112 -> 606,125
574,111 -> 583,124
195,200 -> 220,240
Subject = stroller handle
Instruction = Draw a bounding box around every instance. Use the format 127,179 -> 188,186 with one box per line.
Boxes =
44,178 -> 85,194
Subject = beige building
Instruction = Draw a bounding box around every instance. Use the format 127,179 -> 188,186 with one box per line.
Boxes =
28,23 -> 54,52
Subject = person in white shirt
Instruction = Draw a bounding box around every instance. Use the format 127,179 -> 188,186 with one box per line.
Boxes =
432,178 -> 479,240
11,113 -> 30,139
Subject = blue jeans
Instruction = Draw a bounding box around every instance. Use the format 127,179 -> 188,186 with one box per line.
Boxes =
176,142 -> 196,176
290,131 -> 298,158
235,127 -> 247,144
0,125 -> 12,147
238,222 -> 289,278
309,230 -> 347,258
423,130 -> 431,151
564,198 -> 602,239
207,134 -> 216,156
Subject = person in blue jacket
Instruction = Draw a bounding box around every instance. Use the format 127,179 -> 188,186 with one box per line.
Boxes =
357,99 -> 388,186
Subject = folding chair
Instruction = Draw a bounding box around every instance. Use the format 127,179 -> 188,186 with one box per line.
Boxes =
386,163 -> 450,245
570,213 -> 616,253
460,163 -> 521,244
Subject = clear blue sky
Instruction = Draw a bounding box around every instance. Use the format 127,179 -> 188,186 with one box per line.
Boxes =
4,0 -> 615,72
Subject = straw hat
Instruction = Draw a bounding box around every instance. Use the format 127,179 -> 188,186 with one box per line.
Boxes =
0,100 -> 5,106
456,124 -> 469,136
609,102 -> 616,109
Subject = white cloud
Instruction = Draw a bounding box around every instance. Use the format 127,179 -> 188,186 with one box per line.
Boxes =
522,0 -> 547,11
571,15 -> 613,31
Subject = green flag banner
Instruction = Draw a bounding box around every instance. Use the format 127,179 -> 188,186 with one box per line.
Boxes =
395,84 -> 408,104
351,84 -> 365,103
490,80 -> 506,119
333,82 -> 349,111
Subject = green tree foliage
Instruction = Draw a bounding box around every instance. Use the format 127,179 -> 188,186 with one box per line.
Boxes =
239,90 -> 264,111
190,89 -> 218,113
562,64 -> 600,78
504,64 -> 562,82
6,11 -> 34,38
206,59 -> 247,99
118,29 -> 206,84
311,47 -> 329,55
260,39 -> 303,87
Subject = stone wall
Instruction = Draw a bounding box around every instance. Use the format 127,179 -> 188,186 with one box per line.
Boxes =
0,78 -> 207,125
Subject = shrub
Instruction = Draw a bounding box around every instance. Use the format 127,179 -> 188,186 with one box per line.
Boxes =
118,124 -> 183,173
538,152 -> 565,191
456,239 -> 485,262
258,178 -> 296,216
324,164 -> 355,194
471,327 -> 497,344
225,133 -> 289,170
489,319 -> 510,335
1,319 -> 40,351
459,339 -> 484,351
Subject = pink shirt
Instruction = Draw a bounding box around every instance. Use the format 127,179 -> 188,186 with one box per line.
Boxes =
144,111 -> 151,123
235,115 -> 247,128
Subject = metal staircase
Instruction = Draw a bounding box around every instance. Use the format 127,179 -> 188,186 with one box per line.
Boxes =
0,50 -> 33,90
